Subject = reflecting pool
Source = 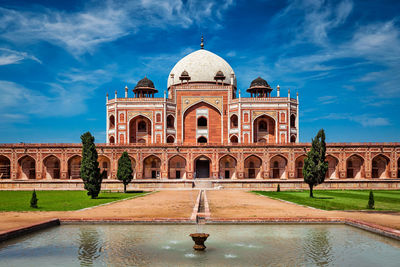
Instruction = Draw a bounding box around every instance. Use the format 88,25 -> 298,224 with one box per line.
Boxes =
0,224 -> 399,266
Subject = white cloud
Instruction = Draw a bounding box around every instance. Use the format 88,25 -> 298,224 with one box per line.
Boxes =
305,112 -> 390,127
0,48 -> 41,65
0,0 -> 235,56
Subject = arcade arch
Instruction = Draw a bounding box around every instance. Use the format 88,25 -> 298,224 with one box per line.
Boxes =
371,154 -> 390,178
295,155 -> 306,178
168,155 -> 186,179
270,155 -> 287,179
219,155 -> 237,179
18,155 -> 36,179
143,155 -> 161,179
195,156 -> 211,178
68,155 -> 82,179
0,155 -> 10,179
98,156 -> 111,179
326,155 -> 339,179
244,155 -> 262,179
346,154 -> 364,178
43,155 -> 60,179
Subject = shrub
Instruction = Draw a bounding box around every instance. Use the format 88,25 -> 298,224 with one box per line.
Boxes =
367,190 -> 375,209
30,189 -> 38,208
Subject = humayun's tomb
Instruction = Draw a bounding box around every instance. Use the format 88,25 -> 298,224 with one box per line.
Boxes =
0,39 -> 399,190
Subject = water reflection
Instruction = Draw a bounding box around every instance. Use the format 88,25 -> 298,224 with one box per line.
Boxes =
303,229 -> 333,267
77,228 -> 102,266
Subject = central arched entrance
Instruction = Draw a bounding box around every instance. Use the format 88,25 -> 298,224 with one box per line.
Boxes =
195,156 -> 210,178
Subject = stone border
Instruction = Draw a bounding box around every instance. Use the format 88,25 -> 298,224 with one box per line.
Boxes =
0,219 -> 60,242
207,217 -> 400,241
61,219 -> 195,224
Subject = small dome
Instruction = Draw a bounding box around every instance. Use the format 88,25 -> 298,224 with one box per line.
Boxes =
181,70 -> 189,77
250,77 -> 270,88
135,77 -> 155,89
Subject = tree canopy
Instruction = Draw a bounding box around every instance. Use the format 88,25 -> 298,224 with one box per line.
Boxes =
80,132 -> 103,198
117,152 -> 133,193
303,129 -> 329,197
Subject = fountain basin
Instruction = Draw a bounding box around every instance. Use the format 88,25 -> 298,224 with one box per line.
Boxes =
0,224 -> 399,266
189,233 -> 209,250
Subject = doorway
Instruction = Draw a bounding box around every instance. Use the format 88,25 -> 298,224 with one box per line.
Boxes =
195,157 -> 210,178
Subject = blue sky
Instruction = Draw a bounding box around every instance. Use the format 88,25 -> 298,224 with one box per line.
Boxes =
0,0 -> 399,143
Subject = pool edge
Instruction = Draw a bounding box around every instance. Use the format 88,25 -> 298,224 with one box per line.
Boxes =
0,218 -> 60,242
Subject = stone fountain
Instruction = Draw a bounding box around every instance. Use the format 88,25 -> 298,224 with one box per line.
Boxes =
189,233 -> 209,251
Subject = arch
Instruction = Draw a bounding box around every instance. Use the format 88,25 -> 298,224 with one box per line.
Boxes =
398,158 -> 400,178
43,155 -> 60,179
197,136 -> 207,143
129,115 -> 152,144
270,155 -> 287,179
167,114 -> 175,129
197,116 -> 207,127
326,155 -> 339,179
129,156 -> 136,179
290,135 -> 296,143
244,155 -> 262,179
168,155 -> 186,179
230,135 -> 238,144
109,136 -> 115,144
230,114 -> 238,128
166,135 -> 175,143
253,114 -> 276,144
290,114 -> 296,128
109,115 -> 115,129
0,155 -> 11,179
68,155 -> 82,179
346,154 -> 364,178
143,155 -> 161,179
219,155 -> 237,179
183,102 -> 221,144
195,155 -> 211,178
372,154 -> 390,178
98,155 -> 111,179
156,113 -> 161,123
18,155 -> 36,179
295,155 -> 307,178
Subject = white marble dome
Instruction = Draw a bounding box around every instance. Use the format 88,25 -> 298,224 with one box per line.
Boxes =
168,49 -> 236,88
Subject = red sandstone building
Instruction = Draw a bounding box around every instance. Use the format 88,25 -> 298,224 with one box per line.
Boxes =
0,41 -> 399,190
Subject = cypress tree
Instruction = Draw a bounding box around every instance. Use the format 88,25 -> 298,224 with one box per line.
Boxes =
277,184 -> 280,192
367,190 -> 375,209
80,132 -> 103,199
30,189 -> 38,208
303,129 -> 328,198
117,152 -> 133,193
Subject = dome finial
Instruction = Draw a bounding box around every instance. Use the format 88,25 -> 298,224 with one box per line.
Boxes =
200,35 -> 204,49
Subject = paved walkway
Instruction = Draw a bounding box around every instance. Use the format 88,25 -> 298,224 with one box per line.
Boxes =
207,190 -> 400,230
0,190 -> 198,232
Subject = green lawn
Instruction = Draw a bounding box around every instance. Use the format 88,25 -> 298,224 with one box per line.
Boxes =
253,190 -> 400,211
0,190 -> 147,211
